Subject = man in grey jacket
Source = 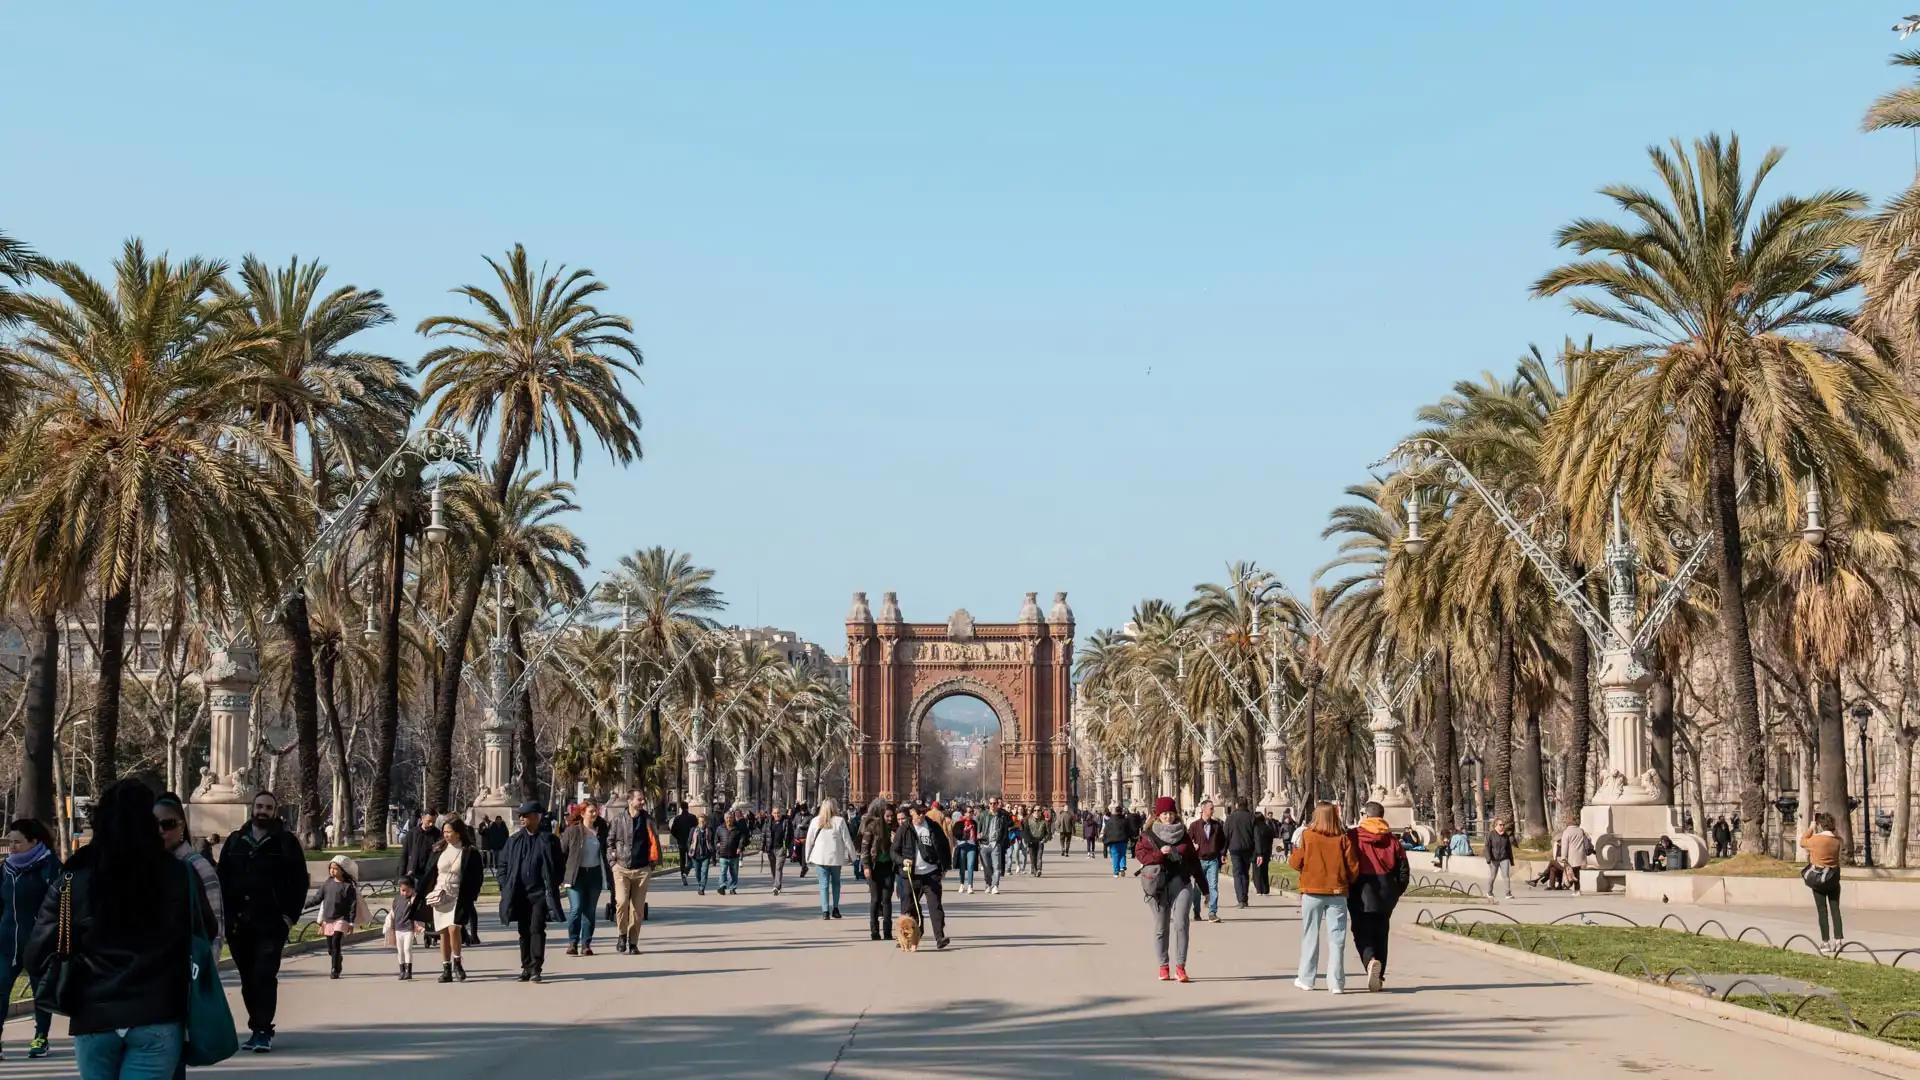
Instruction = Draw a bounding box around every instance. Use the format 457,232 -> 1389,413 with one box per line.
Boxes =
979,797 -> 1013,895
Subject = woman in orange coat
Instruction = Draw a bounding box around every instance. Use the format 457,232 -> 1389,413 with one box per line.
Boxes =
1287,801 -> 1360,993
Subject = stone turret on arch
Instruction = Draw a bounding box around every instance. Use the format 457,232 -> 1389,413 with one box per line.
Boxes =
846,591 -> 1074,806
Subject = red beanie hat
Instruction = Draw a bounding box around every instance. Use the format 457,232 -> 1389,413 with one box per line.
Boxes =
1152,796 -> 1176,816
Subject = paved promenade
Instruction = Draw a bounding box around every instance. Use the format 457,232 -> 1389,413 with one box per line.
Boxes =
11,853 -> 1908,1078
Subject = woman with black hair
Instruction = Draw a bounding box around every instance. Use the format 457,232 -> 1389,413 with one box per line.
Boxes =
153,793 -> 223,947
28,778 -> 213,1077
421,815 -> 483,983
2,818 -> 60,1060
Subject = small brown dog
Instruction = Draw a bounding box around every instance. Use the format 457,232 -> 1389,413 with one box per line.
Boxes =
895,913 -> 922,952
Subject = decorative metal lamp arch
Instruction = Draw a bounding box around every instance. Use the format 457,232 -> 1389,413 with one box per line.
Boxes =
908,677 -> 1022,746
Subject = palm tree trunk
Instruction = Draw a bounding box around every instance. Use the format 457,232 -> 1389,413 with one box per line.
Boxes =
318,639 -> 353,845
1433,645 -> 1458,838
1492,613 -> 1515,828
92,586 -> 132,785
1563,613 -> 1590,824
1709,419 -> 1768,855
282,597 -> 324,849
1239,709 -> 1259,805
1519,706 -> 1549,845
21,608 -> 58,823
510,619 -> 539,801
1815,671 -> 1853,857
364,515 -> 409,850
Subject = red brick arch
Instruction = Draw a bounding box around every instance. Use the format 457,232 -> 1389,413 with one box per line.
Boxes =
846,591 -> 1073,806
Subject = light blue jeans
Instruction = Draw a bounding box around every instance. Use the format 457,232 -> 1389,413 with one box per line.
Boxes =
1297,893 -> 1351,989
1191,858 -> 1222,917
1108,841 -> 1128,875
720,856 -> 741,892
74,1023 -> 183,1079
956,845 -> 978,887
816,864 -> 843,912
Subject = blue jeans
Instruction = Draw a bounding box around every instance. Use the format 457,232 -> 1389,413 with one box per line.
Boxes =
1297,893 -> 1350,989
1108,841 -> 1128,875
1,956 -> 50,1045
566,865 -> 603,946
985,844 -> 1007,887
74,1023 -> 183,1079
816,864 -> 843,912
692,856 -> 712,890
1192,858 -> 1221,917
956,845 -> 978,887
720,856 -> 741,892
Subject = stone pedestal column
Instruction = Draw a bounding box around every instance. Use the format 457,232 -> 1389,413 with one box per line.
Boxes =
1368,706 -> 1412,808
1128,757 -> 1146,811
1200,746 -> 1220,806
1260,731 -> 1286,815
468,706 -> 519,826
1159,760 -> 1177,805
795,766 -> 808,808
190,646 -> 261,840
686,746 -> 709,818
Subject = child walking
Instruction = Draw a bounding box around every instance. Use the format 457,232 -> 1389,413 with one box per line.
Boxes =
385,876 -> 421,980
318,854 -> 369,979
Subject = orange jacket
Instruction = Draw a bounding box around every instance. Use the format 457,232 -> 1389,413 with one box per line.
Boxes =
1288,828 -> 1361,896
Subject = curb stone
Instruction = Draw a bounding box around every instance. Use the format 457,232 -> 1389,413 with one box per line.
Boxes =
1408,922 -> 1920,1075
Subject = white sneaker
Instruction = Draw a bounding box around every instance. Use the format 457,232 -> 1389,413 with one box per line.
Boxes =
991,885 -> 1000,895
1292,978 -> 1315,992
1328,983 -> 1346,995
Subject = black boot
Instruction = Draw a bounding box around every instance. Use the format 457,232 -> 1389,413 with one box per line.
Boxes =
438,963 -> 453,984
531,966 -> 544,984
517,966 -> 532,982
398,963 -> 408,981
452,958 -> 467,982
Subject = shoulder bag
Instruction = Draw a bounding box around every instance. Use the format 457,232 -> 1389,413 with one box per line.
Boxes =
183,864 -> 239,1066
1800,863 -> 1839,890
33,872 -> 78,1015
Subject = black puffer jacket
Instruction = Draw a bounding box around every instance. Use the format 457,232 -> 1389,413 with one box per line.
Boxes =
27,847 -> 214,1035
217,824 -> 307,936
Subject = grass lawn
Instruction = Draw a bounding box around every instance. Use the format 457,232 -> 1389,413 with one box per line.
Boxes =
1681,853 -> 1804,878
1433,921 -> 1920,1049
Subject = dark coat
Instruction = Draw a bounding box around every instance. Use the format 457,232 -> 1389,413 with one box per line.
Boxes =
669,811 -> 698,845
892,816 -> 954,876
317,878 -> 359,923
765,816 -> 794,852
980,808 -> 1014,850
690,823 -> 721,860
1189,818 -> 1227,861
1099,813 -> 1130,845
2,847 -> 60,967
1486,832 -> 1515,864
718,819 -> 749,859
497,829 -> 562,926
419,843 -> 483,927
1348,824 -> 1410,914
217,823 -> 307,936
1135,827 -> 1209,898
26,848 -> 214,1036
1253,815 -> 1277,857
401,821 -> 439,882
858,811 -> 895,870
1223,808 -> 1258,854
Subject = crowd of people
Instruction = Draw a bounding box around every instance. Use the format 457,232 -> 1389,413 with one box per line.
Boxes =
0,778 -> 1868,1076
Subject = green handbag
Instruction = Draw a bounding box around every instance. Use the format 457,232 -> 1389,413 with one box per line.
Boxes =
181,861 -> 239,1066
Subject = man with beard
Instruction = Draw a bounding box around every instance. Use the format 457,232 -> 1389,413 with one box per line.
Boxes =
218,792 -> 309,1053
605,790 -> 659,954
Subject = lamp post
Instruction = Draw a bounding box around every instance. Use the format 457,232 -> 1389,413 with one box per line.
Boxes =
1852,701 -> 1875,867
189,427 -> 474,839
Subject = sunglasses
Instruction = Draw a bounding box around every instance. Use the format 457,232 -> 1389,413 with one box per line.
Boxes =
157,818 -> 184,831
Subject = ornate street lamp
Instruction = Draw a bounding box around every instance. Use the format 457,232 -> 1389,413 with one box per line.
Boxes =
423,479 -> 452,546
1851,700 -> 1874,867
1401,497 -> 1428,556
1802,475 -> 1828,548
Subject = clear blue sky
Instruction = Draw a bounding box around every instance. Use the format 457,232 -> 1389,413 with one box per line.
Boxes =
4,4 -> 1915,651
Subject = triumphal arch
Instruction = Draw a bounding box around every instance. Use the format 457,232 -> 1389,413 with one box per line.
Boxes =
845,591 -> 1074,806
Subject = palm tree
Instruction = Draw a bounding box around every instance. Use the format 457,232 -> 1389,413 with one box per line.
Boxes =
0,227 -> 56,822
615,546 -> 724,765
417,244 -> 642,808
0,240 -> 303,784
220,254 -> 408,846
1536,135 -> 1918,854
